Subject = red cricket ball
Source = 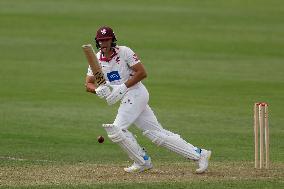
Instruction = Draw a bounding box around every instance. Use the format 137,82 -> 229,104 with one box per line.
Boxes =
97,136 -> 104,143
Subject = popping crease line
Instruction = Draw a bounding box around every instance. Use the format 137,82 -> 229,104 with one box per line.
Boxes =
0,156 -> 56,163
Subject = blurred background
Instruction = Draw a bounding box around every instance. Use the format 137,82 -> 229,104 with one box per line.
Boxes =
0,0 -> 283,166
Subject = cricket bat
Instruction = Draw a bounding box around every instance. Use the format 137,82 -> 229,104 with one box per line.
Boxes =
82,44 -> 107,86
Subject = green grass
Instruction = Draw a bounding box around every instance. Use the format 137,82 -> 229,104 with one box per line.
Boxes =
3,180 -> 284,189
0,0 -> 283,188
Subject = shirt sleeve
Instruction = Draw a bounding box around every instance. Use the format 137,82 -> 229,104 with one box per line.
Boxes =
86,65 -> 94,76
124,47 -> 141,67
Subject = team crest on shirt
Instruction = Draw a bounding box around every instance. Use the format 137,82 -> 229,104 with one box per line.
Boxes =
101,29 -> 107,35
107,71 -> 121,82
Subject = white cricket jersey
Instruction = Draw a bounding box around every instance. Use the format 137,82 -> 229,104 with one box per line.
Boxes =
87,46 -> 142,87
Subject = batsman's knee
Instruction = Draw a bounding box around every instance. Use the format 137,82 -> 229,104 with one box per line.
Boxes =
102,124 -> 125,143
142,129 -> 177,146
102,123 -> 146,165
143,129 -> 200,160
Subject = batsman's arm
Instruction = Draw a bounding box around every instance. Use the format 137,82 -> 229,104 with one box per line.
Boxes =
85,75 -> 97,93
125,63 -> 147,88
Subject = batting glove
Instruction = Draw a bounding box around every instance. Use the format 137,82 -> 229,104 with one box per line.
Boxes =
106,83 -> 128,105
95,84 -> 111,99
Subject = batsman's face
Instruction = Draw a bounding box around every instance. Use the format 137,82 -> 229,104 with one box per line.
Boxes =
99,39 -> 112,53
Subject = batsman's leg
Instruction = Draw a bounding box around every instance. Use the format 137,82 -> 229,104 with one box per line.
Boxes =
103,85 -> 152,172
102,124 -> 152,172
134,105 -> 211,173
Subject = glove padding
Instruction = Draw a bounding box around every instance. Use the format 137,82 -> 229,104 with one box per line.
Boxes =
95,84 -> 111,99
106,83 -> 128,105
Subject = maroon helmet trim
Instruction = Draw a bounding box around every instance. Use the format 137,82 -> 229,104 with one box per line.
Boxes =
96,36 -> 113,40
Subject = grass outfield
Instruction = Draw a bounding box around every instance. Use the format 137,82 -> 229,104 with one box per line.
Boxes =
0,0 -> 283,188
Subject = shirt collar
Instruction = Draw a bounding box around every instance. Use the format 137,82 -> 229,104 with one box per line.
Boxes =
99,47 -> 118,62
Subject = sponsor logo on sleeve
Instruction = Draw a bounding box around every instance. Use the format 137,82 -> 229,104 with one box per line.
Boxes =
133,54 -> 139,62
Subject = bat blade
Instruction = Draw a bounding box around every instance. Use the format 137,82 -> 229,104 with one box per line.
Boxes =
82,44 -> 106,86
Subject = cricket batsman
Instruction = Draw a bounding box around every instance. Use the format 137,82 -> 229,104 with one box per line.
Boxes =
85,26 -> 212,173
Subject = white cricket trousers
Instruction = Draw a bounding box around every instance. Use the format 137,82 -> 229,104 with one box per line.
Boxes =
112,83 -> 201,163
113,83 -> 160,131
